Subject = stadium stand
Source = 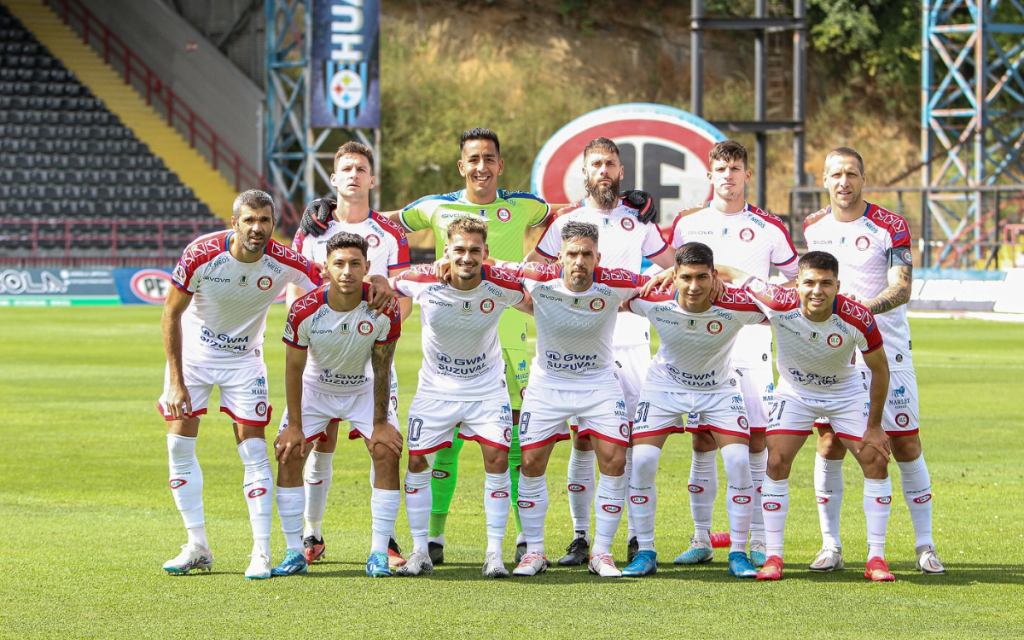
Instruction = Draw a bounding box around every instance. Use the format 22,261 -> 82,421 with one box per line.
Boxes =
0,2 -> 230,266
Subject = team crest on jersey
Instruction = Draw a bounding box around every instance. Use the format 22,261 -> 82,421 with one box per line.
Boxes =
620,217 -> 635,231
255,401 -> 268,416
706,320 -> 723,334
340,323 -> 351,335
827,333 -> 843,348
590,299 -> 606,311
481,299 -> 495,313
257,276 -> 273,291
462,301 -> 473,313
810,332 -> 819,343
496,207 -> 512,222
503,428 -> 512,442
739,228 -> 755,242
238,275 -> 249,287
357,321 -> 374,335
571,298 -> 582,309
619,423 -> 630,438
366,234 -> 380,248
895,413 -> 910,427
856,236 -> 871,251
283,323 -> 295,341
687,319 -> 697,330
737,416 -> 749,431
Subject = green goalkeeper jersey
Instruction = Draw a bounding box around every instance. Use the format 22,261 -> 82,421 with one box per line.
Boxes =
399,188 -> 550,347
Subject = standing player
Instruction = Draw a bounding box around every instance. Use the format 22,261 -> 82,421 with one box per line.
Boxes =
508,221 -> 650,578
158,190 -> 322,579
287,142 -> 411,569
803,147 -> 945,575
528,137 -> 675,566
722,252 -> 895,582
622,242 -> 766,578
646,140 -> 799,567
391,217 -> 533,578
273,232 -> 402,578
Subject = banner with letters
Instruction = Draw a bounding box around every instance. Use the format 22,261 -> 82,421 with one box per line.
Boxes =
0,268 -> 120,306
309,0 -> 380,128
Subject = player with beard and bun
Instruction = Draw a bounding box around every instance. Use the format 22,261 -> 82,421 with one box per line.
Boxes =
273,232 -> 402,578
500,221 -> 650,577
720,252 -> 896,582
159,190 -> 323,580
286,142 -> 411,570
803,147 -> 945,575
528,137 -> 676,567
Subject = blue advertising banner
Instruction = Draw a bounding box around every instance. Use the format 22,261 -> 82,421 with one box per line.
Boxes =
0,268 -> 120,306
114,268 -> 174,305
309,0 -> 380,128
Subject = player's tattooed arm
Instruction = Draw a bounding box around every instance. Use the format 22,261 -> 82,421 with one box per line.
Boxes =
865,264 -> 912,315
371,340 -> 397,425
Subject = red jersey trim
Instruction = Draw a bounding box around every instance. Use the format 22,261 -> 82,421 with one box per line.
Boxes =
835,295 -> 884,352
266,239 -> 322,287
865,203 -> 912,248
595,267 -> 646,288
176,230 -> 231,284
517,262 -> 561,282
714,286 -> 764,313
482,265 -> 526,293
371,211 -> 411,264
286,286 -> 329,344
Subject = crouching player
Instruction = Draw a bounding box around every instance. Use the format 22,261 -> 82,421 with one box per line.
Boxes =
622,242 -> 766,578
273,232 -> 403,578
392,217 -> 533,578
725,252 -> 896,581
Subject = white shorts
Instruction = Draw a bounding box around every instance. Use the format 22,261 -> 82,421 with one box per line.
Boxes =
815,368 -> 920,436
770,389 -> 870,441
276,387 -> 375,443
736,366 -> 774,432
277,363 -> 398,435
634,388 -> 751,440
406,395 -> 513,456
569,344 -> 650,431
158,361 -> 271,426
521,386 -> 631,450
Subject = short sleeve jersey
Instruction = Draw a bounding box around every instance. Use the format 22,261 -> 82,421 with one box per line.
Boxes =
509,263 -> 648,391
534,202 -> 669,346
628,286 -> 765,392
282,283 -> 401,396
742,277 -> 884,400
292,211 -> 410,277
400,188 -> 549,348
171,231 -> 322,369
803,202 -> 913,370
393,264 -> 525,400
672,201 -> 800,369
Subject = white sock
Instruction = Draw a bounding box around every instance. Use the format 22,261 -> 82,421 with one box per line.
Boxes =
629,444 -> 660,552
518,473 -> 548,556
721,444 -> 753,554
689,449 -> 717,539
484,471 -> 511,555
814,453 -> 845,550
371,488 -> 401,554
303,451 -> 333,539
238,438 -> 273,557
748,449 -> 767,544
593,473 -> 626,555
864,477 -> 892,560
404,470 -> 432,554
624,446 -> 636,540
567,447 -> 595,534
897,454 -> 934,548
761,477 -> 789,559
167,435 -> 206,548
276,486 -> 305,551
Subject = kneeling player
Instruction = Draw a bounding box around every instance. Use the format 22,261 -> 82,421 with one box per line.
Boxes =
393,217 -> 532,578
726,252 -> 895,581
274,232 -> 403,578
622,242 -> 765,578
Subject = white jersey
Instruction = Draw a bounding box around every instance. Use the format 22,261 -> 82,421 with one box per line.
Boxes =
283,283 -> 401,396
742,277 -> 884,400
534,201 -> 668,346
292,210 -> 410,277
171,230 -> 321,369
510,263 -> 647,391
803,202 -> 914,370
628,286 -> 765,392
393,264 -> 525,401
672,201 -> 799,369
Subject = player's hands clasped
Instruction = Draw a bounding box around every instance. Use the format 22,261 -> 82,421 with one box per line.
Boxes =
369,422 -> 403,457
300,198 -> 337,237
274,423 -> 307,464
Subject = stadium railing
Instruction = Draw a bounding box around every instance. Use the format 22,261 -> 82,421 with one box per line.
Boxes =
43,0 -> 297,227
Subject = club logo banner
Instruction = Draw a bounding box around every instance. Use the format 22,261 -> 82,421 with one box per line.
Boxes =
310,0 -> 380,128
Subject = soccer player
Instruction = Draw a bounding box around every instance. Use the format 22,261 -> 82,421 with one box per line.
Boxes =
508,221 -> 650,578
803,147 -> 945,575
723,251 -> 895,582
158,190 -> 322,579
528,137 -> 675,566
273,232 -> 402,578
621,242 -> 766,578
286,142 -> 411,569
390,217 -> 533,578
645,139 -> 799,567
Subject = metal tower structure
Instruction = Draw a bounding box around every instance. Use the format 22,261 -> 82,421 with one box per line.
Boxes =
264,0 -> 380,230
922,0 -> 1024,267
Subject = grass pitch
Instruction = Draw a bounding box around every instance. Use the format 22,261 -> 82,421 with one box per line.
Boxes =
0,307 -> 1022,639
